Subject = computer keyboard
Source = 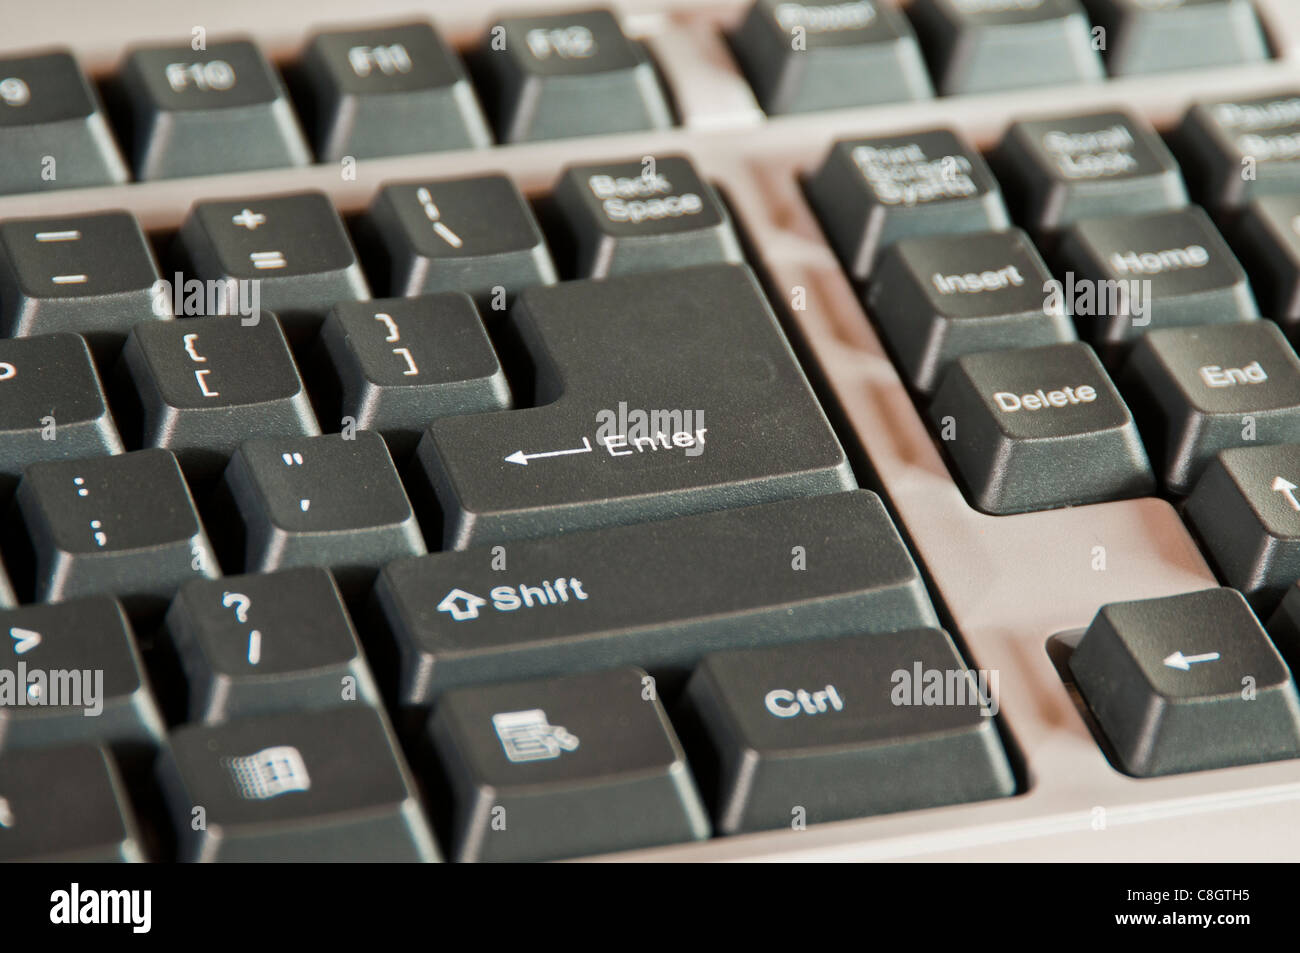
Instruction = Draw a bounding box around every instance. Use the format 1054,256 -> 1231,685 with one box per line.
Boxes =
2,0 -> 1300,864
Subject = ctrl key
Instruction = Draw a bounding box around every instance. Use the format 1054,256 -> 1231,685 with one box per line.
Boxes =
158,706 -> 438,861
686,632 -> 1015,834
429,667 -> 710,862
1070,588 -> 1300,777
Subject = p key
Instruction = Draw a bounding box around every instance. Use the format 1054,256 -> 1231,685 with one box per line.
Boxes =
0,211 -> 169,350
115,39 -> 311,179
0,333 -> 122,495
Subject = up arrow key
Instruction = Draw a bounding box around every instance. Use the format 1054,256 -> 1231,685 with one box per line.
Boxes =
1272,476 -> 1300,511
8,628 -> 41,655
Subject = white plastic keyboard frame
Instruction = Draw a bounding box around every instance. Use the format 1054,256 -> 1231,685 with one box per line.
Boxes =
4,0 -> 1300,861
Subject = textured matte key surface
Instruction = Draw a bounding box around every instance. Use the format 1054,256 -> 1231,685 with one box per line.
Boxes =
1185,445 -> 1300,612
1070,588 -> 1300,777
365,174 -> 557,305
218,431 -> 424,588
116,39 -> 310,179
175,191 -> 369,337
549,156 -> 743,278
1120,322 -> 1300,493
0,596 -> 164,754
0,333 -> 122,493
1081,0 -> 1269,76
928,341 -> 1154,514
314,294 -> 510,458
0,51 -> 128,195
430,666 -> 709,861
295,21 -> 492,160
474,8 -> 673,142
993,110 -> 1188,233
165,568 -> 379,723
159,705 -> 437,861
0,211 -> 167,347
0,744 -> 142,861
908,0 -> 1104,95
806,129 -> 1009,280
865,228 -> 1076,394
687,631 -> 1015,833
1176,94 -> 1300,210
411,263 -> 855,547
374,490 -> 937,703
1231,194 -> 1300,324
730,0 -> 932,114
13,449 -> 218,608
119,314 -> 319,483
1054,206 -> 1258,349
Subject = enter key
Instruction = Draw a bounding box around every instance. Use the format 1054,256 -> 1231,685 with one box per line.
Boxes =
410,264 -> 855,548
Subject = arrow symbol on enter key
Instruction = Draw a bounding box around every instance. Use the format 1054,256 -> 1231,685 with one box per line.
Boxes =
1163,650 -> 1221,671
8,628 -> 41,655
504,437 -> 594,466
1273,476 -> 1300,511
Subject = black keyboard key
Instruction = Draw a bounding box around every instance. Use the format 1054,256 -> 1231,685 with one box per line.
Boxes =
1070,588 -> 1300,776
0,744 -> 143,861
0,333 -> 122,495
374,491 -> 937,703
429,667 -> 708,861
687,631 -> 1014,833
1082,0 -> 1269,76
1175,93 -> 1300,211
1054,206 -> 1258,352
865,228 -> 1076,394
218,431 -> 424,590
1120,322 -> 1300,493
118,314 -> 319,483
806,129 -> 1009,280
475,8 -> 673,142
992,110 -> 1187,233
411,264 -> 854,547
12,448 -> 218,609
314,294 -> 511,458
0,51 -> 128,195
165,568 -> 379,723
116,39 -> 310,179
1185,445 -> 1300,612
175,191 -> 369,340
0,211 -> 168,349
158,705 -> 437,861
0,596 -> 164,754
365,174 -> 557,307
295,20 -> 492,160
1231,194 -> 1300,325
1265,582 -> 1300,676
908,0 -> 1103,95
928,342 -> 1154,513
549,156 -> 743,278
730,0 -> 932,114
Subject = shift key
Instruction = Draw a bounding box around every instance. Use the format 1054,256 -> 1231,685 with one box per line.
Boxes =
373,490 -> 939,704
411,264 -> 855,547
